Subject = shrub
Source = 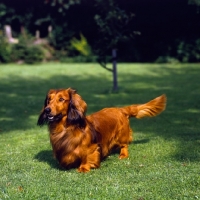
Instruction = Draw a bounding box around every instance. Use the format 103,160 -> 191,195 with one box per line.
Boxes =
176,39 -> 200,62
67,33 -> 96,62
0,32 -> 12,63
11,43 -> 27,62
9,30 -> 46,64
59,55 -> 97,63
70,33 -> 92,56
53,34 -> 97,63
23,45 -> 44,64
155,56 -> 179,64
11,43 -> 44,64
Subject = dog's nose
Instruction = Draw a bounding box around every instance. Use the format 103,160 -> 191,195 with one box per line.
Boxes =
44,107 -> 51,114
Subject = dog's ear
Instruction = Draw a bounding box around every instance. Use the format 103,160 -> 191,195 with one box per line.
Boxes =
67,88 -> 87,128
37,95 -> 48,126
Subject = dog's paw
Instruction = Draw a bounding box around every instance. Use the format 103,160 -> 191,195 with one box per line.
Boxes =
119,154 -> 128,159
78,165 -> 90,173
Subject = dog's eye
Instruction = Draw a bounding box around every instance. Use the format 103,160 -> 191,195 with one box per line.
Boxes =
59,97 -> 65,102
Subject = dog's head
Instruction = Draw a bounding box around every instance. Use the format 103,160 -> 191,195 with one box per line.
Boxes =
37,88 -> 87,128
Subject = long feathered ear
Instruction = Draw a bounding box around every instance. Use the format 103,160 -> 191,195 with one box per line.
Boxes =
37,95 -> 48,126
67,88 -> 87,128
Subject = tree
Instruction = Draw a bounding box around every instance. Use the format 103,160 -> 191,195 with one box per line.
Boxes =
93,0 -> 135,91
43,0 -> 136,91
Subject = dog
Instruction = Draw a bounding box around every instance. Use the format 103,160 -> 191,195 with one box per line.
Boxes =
37,88 -> 166,172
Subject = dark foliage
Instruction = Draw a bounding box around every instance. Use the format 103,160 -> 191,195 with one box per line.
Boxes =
0,0 -> 200,62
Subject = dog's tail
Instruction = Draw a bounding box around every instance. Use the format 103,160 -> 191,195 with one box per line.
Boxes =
121,94 -> 166,119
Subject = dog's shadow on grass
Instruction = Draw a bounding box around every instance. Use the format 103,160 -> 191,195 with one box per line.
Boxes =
35,139 -> 150,169
35,150 -> 61,170
133,139 -> 150,145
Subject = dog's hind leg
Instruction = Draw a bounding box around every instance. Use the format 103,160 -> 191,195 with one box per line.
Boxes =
117,125 -> 132,159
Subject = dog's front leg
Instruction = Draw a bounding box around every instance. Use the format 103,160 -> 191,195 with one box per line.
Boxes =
78,145 -> 101,173
119,144 -> 129,159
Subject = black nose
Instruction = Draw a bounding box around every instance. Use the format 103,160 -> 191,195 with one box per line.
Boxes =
44,107 -> 51,114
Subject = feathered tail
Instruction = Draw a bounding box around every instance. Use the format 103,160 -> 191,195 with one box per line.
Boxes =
121,94 -> 166,119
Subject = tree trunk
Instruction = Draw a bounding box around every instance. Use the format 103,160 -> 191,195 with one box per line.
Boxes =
112,48 -> 118,91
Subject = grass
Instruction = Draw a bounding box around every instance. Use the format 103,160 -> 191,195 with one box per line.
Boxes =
0,63 -> 199,200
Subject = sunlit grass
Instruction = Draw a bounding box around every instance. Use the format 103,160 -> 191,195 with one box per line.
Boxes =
0,63 -> 199,199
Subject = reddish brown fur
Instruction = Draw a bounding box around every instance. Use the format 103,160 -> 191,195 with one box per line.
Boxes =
37,88 -> 166,172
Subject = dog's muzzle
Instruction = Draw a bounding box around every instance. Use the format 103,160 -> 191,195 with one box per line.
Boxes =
44,107 -> 62,122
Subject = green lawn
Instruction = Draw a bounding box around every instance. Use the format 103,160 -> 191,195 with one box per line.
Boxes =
0,63 -> 199,200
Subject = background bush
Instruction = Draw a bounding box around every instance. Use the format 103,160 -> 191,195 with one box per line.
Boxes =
23,45 -> 44,64
0,0 -> 200,64
10,43 -> 44,64
176,39 -> 200,62
0,33 -> 12,63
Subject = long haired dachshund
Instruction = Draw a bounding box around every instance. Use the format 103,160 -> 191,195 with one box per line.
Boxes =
37,88 -> 166,172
